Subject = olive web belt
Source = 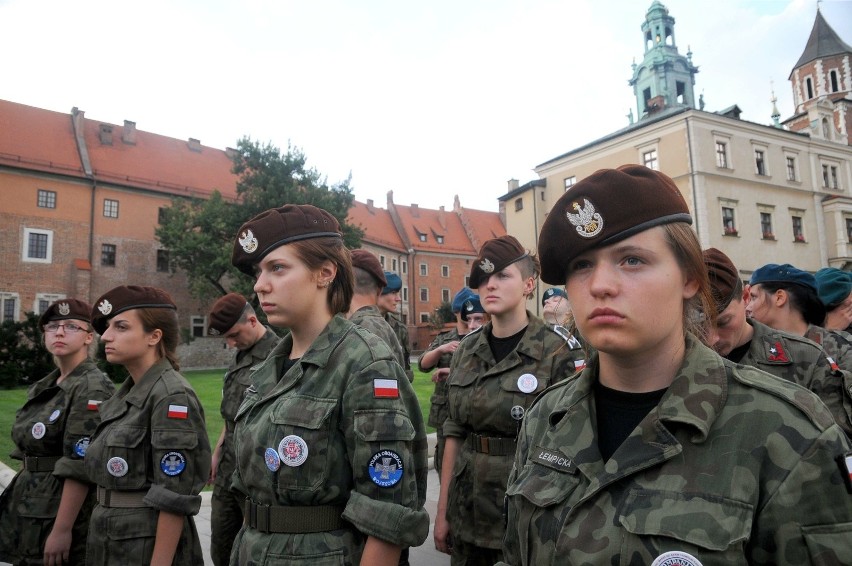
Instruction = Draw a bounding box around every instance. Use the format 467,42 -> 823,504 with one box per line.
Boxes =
467,433 -> 517,456
23,455 -> 60,472
96,486 -> 149,508
244,499 -> 346,534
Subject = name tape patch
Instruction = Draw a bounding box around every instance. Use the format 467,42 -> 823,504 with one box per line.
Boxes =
534,446 -> 577,474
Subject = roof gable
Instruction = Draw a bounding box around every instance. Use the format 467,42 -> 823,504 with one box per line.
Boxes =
348,200 -> 406,251
791,10 -> 852,73
0,99 -> 84,177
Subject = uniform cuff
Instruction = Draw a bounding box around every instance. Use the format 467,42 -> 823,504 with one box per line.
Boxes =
143,484 -> 202,516
53,457 -> 89,483
342,491 -> 429,548
442,419 -> 466,438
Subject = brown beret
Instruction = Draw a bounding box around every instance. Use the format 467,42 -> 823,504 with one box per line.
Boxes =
208,293 -> 248,336
703,247 -> 741,313
39,298 -> 92,328
351,249 -> 388,287
91,285 -> 176,334
232,204 -> 342,275
469,235 -> 529,289
538,164 -> 692,285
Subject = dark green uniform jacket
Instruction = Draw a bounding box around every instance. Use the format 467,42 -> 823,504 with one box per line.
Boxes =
805,324 -> 852,438
0,359 -> 113,565
229,314 -> 429,565
84,359 -> 211,565
419,328 -> 460,430
350,305 -> 408,372
443,312 -> 584,549
501,335 -> 852,565
385,312 -> 414,381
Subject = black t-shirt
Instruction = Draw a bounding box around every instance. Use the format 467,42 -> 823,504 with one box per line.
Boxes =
594,380 -> 667,462
280,357 -> 300,378
487,325 -> 528,363
725,340 -> 752,364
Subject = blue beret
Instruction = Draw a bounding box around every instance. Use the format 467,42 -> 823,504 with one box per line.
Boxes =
382,271 -> 402,294
451,287 -> 475,312
541,287 -> 567,306
749,263 -> 817,293
460,295 -> 485,321
815,268 -> 852,308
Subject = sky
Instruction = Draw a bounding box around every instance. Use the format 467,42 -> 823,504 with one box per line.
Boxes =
1,0 -> 851,213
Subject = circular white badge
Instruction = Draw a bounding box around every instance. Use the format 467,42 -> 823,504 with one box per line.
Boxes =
651,551 -> 703,566
517,373 -> 538,393
107,456 -> 129,477
31,422 -> 46,439
511,405 -> 525,420
49,409 -> 61,423
278,435 -> 309,467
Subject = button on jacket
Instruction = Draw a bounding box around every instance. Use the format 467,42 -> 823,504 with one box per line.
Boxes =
229,314 -> 429,565
84,358 -> 211,565
443,312 -> 584,549
0,359 -> 113,565
501,335 -> 852,565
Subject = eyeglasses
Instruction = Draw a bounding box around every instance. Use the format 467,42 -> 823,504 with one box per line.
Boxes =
44,323 -> 89,334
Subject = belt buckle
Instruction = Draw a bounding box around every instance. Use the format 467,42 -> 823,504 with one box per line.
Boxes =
479,436 -> 489,454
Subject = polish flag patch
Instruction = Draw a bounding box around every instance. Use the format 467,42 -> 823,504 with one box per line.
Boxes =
373,379 -> 399,399
167,404 -> 188,419
574,359 -> 586,371
87,399 -> 102,411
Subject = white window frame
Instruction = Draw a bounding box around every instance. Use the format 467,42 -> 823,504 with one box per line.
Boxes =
23,227 -> 54,263
419,263 -> 428,276
379,255 -> 386,268
37,189 -> 57,209
442,288 -> 451,303
419,287 -> 429,302
34,293 -> 65,315
402,287 -> 408,301
637,141 -> 660,171
753,145 -> 769,176
190,315 -> 206,338
564,176 -> 576,190
103,198 -> 119,218
419,313 -> 430,323
401,260 -> 408,274
1,292 -> 21,322
441,265 -> 449,278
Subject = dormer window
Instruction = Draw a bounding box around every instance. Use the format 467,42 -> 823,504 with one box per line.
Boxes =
419,233 -> 427,242
436,235 -> 444,244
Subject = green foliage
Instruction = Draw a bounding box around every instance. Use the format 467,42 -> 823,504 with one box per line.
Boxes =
431,301 -> 455,328
0,312 -> 54,388
155,137 -> 363,301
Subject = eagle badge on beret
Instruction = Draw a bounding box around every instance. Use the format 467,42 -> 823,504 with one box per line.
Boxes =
239,229 -> 258,253
97,299 -> 113,315
479,258 -> 495,273
567,198 -> 603,238
465,300 -> 474,311
58,302 -> 70,315
208,327 -> 220,336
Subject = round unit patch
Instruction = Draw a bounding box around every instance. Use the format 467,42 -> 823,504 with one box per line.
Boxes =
160,451 -> 187,476
510,405 -> 525,420
74,437 -> 90,457
49,409 -> 61,423
264,447 -> 281,472
368,450 -> 404,487
517,373 -> 538,394
107,456 -> 129,477
31,422 -> 46,439
651,551 -> 703,566
278,435 -> 309,467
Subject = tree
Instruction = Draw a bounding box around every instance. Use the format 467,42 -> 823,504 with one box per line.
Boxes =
430,301 -> 455,328
0,313 -> 54,388
156,137 -> 362,300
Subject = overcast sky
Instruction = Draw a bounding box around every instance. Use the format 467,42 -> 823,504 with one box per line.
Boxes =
2,0 -> 850,212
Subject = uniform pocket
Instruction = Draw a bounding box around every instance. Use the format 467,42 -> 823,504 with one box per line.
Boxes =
103,426 -> 148,490
106,509 -> 157,562
801,522 -> 852,563
270,396 -> 337,491
618,489 -> 753,557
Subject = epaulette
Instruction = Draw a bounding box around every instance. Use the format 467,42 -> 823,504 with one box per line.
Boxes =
460,325 -> 484,343
549,324 -> 583,349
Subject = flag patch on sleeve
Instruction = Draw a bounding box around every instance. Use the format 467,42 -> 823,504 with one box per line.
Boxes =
574,359 -> 586,371
373,379 -> 399,399
87,399 -> 102,411
167,404 -> 189,419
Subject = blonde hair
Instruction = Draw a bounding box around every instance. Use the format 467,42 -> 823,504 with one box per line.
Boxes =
662,222 -> 715,345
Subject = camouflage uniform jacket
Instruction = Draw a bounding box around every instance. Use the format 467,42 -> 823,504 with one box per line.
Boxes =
443,312 -> 585,549
350,305 -> 409,373
229,314 -> 429,565
0,359 -> 113,565
385,311 -> 414,381
84,359 -> 211,565
216,326 -> 278,490
803,324 -> 852,439
500,335 -> 852,565
419,327 -> 461,428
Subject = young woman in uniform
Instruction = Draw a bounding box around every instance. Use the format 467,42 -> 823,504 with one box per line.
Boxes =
433,235 -> 583,565
228,204 -> 429,565
500,165 -> 852,565
83,286 -> 211,565
0,299 -> 113,566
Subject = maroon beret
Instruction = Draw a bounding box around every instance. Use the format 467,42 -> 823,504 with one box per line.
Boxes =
703,247 -> 741,314
91,285 -> 176,334
538,164 -> 692,285
208,293 -> 248,336
351,249 -> 388,287
232,204 -> 342,275
469,235 -> 529,289
39,298 -> 92,328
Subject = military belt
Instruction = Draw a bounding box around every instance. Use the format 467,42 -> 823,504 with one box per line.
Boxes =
23,455 -> 60,472
468,433 -> 517,456
244,500 -> 346,534
96,487 -> 149,508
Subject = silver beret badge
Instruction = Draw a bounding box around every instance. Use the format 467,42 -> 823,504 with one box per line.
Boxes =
57,303 -> 70,316
479,258 -> 495,274
239,229 -> 258,253
567,198 -> 603,238
97,300 -> 113,315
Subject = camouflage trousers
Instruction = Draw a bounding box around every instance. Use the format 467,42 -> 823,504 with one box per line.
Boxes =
451,539 -> 503,566
211,483 -> 244,566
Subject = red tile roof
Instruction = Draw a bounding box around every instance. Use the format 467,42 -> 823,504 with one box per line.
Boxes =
348,200 -> 406,251
393,204 -> 476,255
458,206 -> 507,251
0,99 -> 84,178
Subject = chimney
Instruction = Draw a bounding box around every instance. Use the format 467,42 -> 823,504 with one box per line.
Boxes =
411,203 -> 419,217
121,120 -> 136,145
366,199 -> 374,212
453,194 -> 461,212
99,124 -> 113,145
187,138 -> 202,152
508,179 -> 519,191
438,206 -> 447,230
225,147 -> 238,159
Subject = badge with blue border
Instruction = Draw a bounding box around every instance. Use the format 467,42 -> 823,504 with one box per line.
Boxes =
368,450 -> 404,487
49,409 -> 61,423
74,437 -> 90,457
160,451 -> 186,476
264,447 -> 281,472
